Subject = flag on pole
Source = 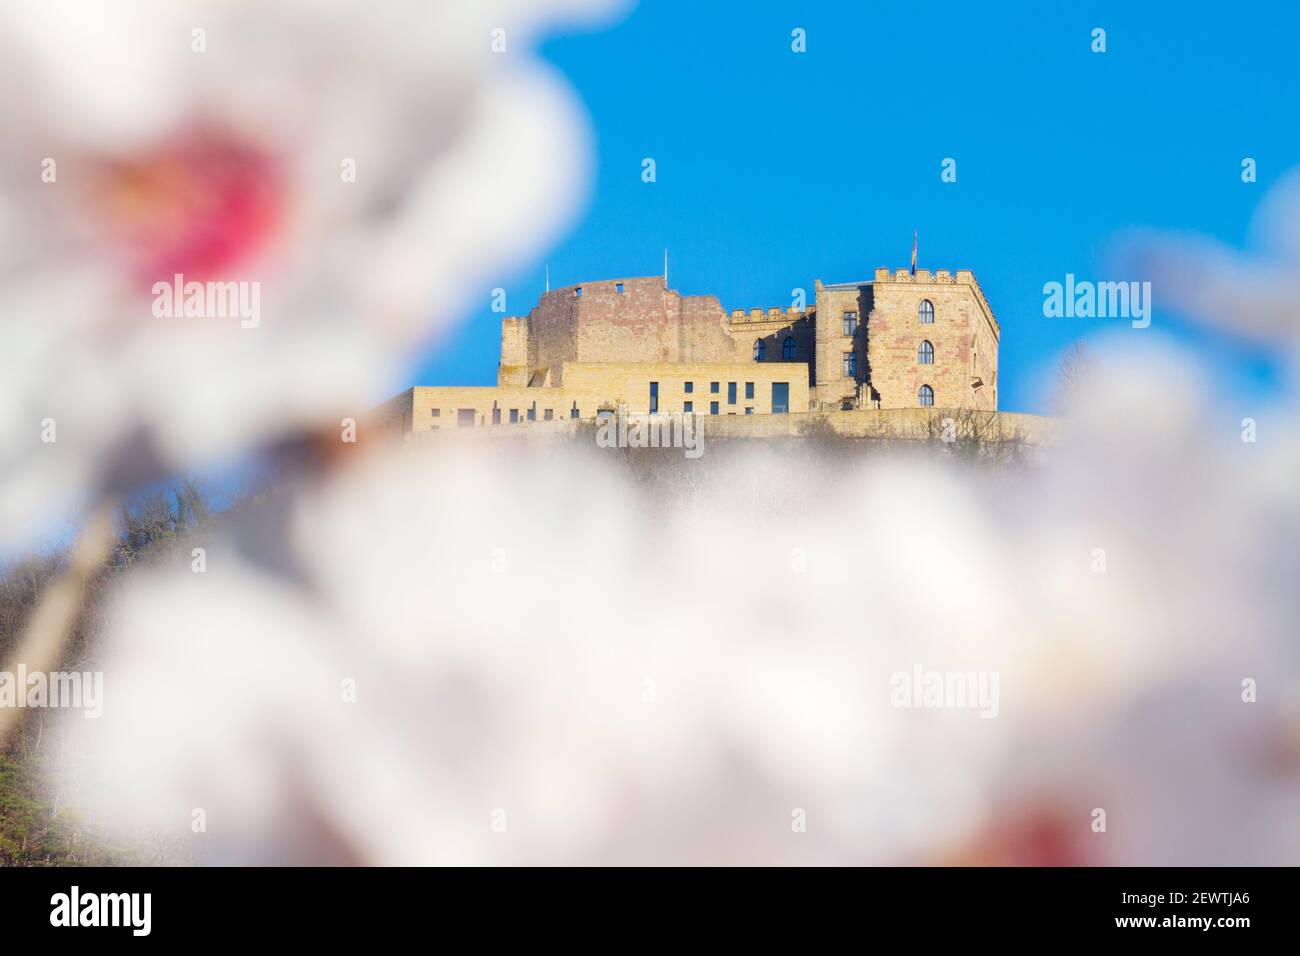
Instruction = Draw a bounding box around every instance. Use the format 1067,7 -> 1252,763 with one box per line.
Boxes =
910,231 -> 917,276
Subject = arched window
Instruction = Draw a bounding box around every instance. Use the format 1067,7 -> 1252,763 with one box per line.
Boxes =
918,384 -> 934,407
783,336 -> 796,360
918,299 -> 935,324
754,339 -> 765,361
918,340 -> 934,364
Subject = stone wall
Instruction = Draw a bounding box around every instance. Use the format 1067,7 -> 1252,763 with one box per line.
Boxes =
521,277 -> 748,382
727,306 -> 816,384
813,280 -> 874,406
561,361 -> 810,416
497,317 -> 529,387
400,360 -> 811,434
512,277 -> 821,388
402,408 -> 1059,447
524,287 -> 579,385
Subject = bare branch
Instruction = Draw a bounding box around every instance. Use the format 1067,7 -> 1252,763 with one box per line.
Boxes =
0,502 -> 116,745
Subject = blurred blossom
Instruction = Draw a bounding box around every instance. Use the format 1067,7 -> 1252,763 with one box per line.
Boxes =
1113,167 -> 1300,347
0,0 -> 622,547
24,5 -> 1300,866
59,316 -> 1300,863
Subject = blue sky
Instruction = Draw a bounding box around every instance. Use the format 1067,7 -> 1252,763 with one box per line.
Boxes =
6,1 -> 1294,561
415,0 -> 1299,414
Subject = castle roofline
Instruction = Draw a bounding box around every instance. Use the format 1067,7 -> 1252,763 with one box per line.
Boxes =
542,275 -> 667,296
870,267 -> 999,338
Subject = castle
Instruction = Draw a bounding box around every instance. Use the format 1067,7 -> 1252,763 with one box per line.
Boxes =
378,266 -> 999,435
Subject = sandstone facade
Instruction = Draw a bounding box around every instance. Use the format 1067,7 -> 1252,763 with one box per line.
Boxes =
380,268 -> 998,437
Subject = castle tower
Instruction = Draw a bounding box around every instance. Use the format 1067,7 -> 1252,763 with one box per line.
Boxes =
497,316 -> 529,387
812,268 -> 998,410
862,268 -> 998,411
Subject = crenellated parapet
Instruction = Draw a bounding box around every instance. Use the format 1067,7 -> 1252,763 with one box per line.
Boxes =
872,267 -> 998,337
425,263 -> 1001,426
727,306 -> 808,326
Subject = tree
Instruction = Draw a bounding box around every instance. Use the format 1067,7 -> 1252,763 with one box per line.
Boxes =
1052,341 -> 1094,415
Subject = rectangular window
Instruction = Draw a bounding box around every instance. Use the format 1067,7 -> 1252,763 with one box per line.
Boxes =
492,408 -> 501,425
544,408 -> 553,421
649,381 -> 659,414
843,311 -> 857,336
744,407 -> 753,415
772,383 -> 789,414
527,405 -> 536,421
843,351 -> 857,377
727,382 -> 737,404
431,408 -> 441,418
684,401 -> 693,413
710,401 -> 719,415
745,382 -> 754,400
571,405 -> 579,419
615,282 -> 625,294
710,382 -> 719,394
684,381 -> 694,394
509,409 -> 519,424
